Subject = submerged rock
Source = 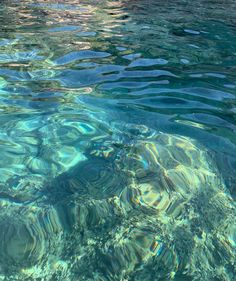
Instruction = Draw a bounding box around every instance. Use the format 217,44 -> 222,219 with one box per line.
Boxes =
0,131 -> 235,281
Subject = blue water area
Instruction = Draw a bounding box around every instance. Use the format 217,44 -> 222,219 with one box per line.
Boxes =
0,0 -> 236,280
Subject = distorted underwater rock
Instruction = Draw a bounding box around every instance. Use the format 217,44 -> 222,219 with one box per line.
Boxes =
116,132 -> 236,281
0,205 -> 64,279
0,130 -> 235,281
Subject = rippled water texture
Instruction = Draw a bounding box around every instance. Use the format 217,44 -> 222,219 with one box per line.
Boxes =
0,0 -> 236,280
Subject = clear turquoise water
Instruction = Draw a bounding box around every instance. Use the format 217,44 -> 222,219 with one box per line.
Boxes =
0,0 -> 236,280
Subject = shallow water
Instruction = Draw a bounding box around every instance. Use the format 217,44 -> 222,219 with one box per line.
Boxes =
0,0 -> 236,280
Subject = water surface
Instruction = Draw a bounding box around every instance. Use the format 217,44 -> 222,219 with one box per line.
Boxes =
0,1 -> 236,280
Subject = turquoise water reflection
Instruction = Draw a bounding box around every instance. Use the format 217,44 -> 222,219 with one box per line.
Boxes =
0,0 -> 236,280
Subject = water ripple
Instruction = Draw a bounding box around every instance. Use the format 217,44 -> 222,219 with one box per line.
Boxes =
55,50 -> 111,65
0,0 -> 236,280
